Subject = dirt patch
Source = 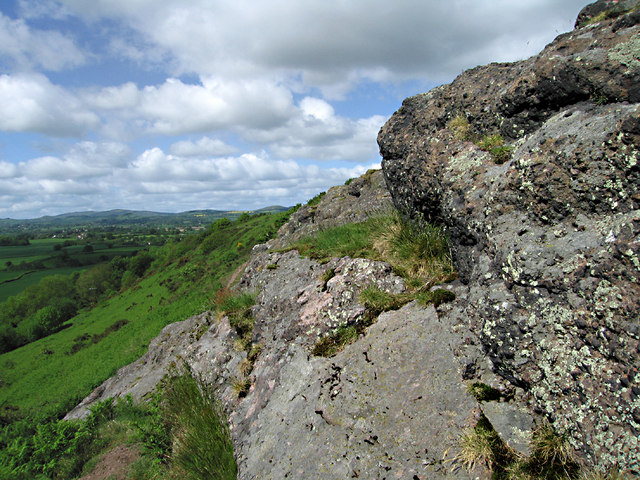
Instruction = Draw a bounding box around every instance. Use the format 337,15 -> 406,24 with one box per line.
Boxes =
78,443 -> 141,480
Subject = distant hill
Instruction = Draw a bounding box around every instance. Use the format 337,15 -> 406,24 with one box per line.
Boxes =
0,206 -> 289,234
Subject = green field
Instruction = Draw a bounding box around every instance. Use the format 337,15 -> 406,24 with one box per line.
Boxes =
0,238 -> 146,302
0,210 -> 291,417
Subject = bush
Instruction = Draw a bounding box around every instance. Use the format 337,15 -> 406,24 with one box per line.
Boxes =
129,253 -> 154,277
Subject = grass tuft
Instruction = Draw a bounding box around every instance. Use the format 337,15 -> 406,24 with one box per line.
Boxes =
311,325 -> 359,357
467,382 -> 503,402
161,369 -> 237,480
457,414 -> 518,473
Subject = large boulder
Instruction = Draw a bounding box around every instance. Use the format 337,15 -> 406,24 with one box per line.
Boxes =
378,1 -> 640,469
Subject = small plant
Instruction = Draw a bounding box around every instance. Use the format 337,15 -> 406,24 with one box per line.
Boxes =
524,422 -> 579,479
312,324 -> 359,357
232,376 -> 252,398
320,268 -> 336,290
266,263 -> 278,270
457,414 -> 517,473
415,288 -> 456,308
490,145 -> 513,164
476,133 -> 513,164
458,417 -> 584,480
360,286 -> 411,318
467,382 -> 502,402
448,114 -> 474,141
162,369 -> 237,479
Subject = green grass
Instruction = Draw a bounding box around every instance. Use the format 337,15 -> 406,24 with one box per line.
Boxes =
298,211 -> 456,357
160,369 -> 237,480
0,266 -> 87,302
290,210 -> 455,288
457,418 -> 586,480
0,210 -> 292,419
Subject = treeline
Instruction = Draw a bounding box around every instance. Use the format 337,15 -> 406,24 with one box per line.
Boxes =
0,251 -> 153,354
0,235 -> 30,246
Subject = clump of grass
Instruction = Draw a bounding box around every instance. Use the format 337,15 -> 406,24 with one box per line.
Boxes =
523,422 -> 579,479
214,289 -> 256,350
312,325 -> 358,357
418,288 -> 456,307
476,133 -> 513,164
467,382 -> 503,402
360,286 -> 411,318
319,268 -> 336,290
162,369 -> 237,480
458,414 -> 518,474
448,114 -> 474,141
585,5 -> 638,25
458,417 -> 584,480
232,376 -> 252,398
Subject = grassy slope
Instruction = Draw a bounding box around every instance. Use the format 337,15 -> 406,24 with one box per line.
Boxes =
0,211 -> 289,419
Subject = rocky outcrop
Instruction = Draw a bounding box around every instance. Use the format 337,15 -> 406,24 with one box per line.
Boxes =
272,168 -> 392,247
68,172 -> 502,479
379,0 -> 640,469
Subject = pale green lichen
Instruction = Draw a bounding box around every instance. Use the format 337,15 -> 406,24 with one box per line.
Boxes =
608,34 -> 640,73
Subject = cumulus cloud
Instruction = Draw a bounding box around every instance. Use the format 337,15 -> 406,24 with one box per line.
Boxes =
0,12 -> 84,71
55,0 -> 584,95
0,73 -> 99,136
0,139 -> 375,217
244,97 -> 386,162
169,137 -> 238,157
0,0 -> 588,218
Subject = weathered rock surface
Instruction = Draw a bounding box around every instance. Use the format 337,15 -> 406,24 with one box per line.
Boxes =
230,302 -> 478,480
379,0 -> 640,469
66,170 -> 493,478
272,168 -> 393,247
65,312 -> 245,419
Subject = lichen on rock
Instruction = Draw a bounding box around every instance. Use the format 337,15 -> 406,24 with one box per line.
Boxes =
379,0 -> 640,470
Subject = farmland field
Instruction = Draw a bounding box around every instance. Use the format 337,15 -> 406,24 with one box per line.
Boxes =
0,237 -> 146,302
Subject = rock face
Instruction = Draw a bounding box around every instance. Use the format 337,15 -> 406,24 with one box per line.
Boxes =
379,0 -> 640,469
68,172 -> 492,479
67,1 -> 640,475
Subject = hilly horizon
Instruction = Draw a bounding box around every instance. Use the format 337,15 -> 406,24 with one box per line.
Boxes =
0,205 -> 290,235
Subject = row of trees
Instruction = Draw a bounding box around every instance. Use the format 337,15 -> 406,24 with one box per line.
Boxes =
0,251 -> 154,354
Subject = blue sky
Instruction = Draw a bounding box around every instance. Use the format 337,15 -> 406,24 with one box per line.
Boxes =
0,0 -> 586,219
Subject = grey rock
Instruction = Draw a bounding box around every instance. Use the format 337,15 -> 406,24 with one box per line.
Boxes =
232,302 -> 480,480
271,169 -> 393,248
378,3 -> 640,470
481,402 -> 535,457
65,312 -> 244,420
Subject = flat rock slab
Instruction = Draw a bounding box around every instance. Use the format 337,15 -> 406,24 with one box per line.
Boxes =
233,302 -> 479,479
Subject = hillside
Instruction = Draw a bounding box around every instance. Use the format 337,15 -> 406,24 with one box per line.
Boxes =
2,1 -> 639,479
0,207 -> 288,235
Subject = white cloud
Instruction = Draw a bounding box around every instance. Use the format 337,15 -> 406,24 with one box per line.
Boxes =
55,0 -> 585,95
245,97 -> 386,162
0,139 -> 376,217
0,73 -> 99,136
169,137 -> 237,157
0,0 -> 589,218
0,12 -> 84,71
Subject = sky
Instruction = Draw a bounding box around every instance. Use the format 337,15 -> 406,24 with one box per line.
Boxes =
0,0 -> 587,219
